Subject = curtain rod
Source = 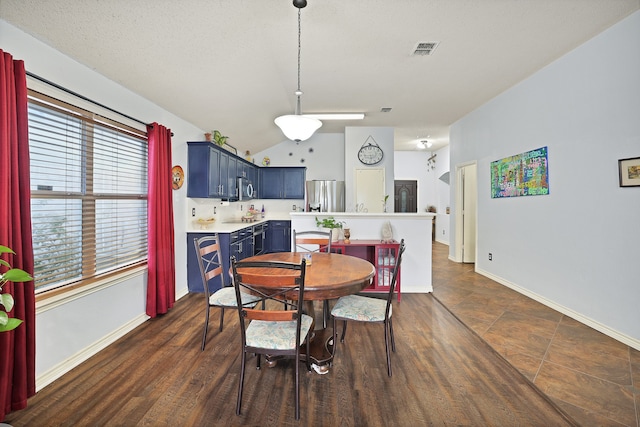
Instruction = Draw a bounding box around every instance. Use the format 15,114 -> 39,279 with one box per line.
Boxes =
26,71 -> 150,128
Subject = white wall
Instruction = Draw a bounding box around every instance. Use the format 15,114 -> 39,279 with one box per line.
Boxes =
2,19 -> 201,387
255,132 -> 345,181
449,11 -> 640,348
345,127 -> 395,211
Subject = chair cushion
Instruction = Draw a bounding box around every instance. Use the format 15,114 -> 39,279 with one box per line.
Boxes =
209,286 -> 260,307
245,314 -> 313,350
331,294 -> 391,322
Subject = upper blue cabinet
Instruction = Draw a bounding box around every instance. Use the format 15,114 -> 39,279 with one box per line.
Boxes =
187,142 -> 304,200
260,167 -> 306,199
187,142 -> 257,200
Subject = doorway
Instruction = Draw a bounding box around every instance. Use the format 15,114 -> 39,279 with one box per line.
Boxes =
394,180 -> 417,213
455,162 -> 477,263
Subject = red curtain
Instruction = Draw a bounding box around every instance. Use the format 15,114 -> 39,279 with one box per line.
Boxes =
146,123 -> 175,317
0,50 -> 36,420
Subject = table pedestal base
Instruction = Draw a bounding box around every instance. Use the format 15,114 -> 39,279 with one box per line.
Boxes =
264,328 -> 335,374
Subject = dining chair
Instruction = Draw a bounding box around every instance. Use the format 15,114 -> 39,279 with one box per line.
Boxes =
231,256 -> 312,420
292,229 -> 332,254
331,239 -> 406,377
193,235 -> 260,351
292,229 -> 332,327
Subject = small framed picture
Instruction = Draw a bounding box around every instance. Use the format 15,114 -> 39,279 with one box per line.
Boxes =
618,157 -> 640,187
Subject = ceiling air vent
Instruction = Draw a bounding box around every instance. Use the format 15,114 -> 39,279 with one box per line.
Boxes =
380,107 -> 392,113
412,41 -> 439,56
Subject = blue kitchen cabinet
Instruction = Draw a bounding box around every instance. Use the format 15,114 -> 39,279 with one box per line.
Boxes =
267,220 -> 291,253
260,167 -> 305,199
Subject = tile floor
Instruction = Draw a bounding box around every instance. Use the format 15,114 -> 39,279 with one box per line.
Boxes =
431,242 -> 640,427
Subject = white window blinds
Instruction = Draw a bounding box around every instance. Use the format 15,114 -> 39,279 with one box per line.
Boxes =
28,93 -> 148,292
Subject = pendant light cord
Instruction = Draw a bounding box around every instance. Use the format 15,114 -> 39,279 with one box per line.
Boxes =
297,8 -> 302,93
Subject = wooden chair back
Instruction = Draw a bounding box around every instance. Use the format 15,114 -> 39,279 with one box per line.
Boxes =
193,234 -> 226,297
231,258 -> 306,327
293,229 -> 332,254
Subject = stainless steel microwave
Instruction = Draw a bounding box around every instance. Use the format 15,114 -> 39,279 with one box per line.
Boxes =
237,176 -> 254,201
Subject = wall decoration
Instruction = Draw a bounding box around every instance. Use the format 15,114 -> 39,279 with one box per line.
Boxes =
358,135 -> 384,165
618,156 -> 640,187
171,165 -> 184,190
491,146 -> 549,198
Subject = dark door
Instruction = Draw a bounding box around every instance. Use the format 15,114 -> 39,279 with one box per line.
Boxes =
394,180 -> 417,213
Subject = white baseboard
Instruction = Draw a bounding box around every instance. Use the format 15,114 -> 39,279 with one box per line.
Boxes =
36,313 -> 149,391
36,288 -> 191,391
476,267 -> 640,351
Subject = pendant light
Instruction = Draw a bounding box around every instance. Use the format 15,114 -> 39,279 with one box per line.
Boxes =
275,0 -> 322,142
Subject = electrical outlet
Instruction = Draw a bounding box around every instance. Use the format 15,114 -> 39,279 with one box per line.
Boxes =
192,208 -> 195,217
488,253 -> 493,261
213,207 -> 217,215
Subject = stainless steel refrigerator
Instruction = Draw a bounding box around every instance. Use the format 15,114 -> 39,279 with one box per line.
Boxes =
305,180 -> 345,212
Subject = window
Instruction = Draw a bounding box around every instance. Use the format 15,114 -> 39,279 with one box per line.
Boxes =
28,91 -> 148,293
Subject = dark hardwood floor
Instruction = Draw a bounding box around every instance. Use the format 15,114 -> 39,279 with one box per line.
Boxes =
5,245 -> 591,426
431,242 -> 640,427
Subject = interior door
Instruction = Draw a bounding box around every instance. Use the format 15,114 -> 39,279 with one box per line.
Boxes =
355,169 -> 385,213
455,163 -> 477,263
393,180 -> 417,213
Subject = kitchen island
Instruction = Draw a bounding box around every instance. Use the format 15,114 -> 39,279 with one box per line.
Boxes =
290,212 -> 435,293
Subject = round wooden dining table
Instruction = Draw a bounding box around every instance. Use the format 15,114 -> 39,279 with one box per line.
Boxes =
236,252 -> 375,372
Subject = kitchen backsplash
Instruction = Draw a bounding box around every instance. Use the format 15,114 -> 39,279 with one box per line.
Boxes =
187,198 -> 304,224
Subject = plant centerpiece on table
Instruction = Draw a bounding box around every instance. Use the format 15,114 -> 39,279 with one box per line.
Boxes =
211,130 -> 228,147
315,216 -> 345,241
0,245 -> 33,332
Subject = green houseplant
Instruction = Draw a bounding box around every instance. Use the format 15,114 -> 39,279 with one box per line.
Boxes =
212,130 -> 228,146
0,245 -> 33,332
315,216 -> 345,230
315,216 -> 345,241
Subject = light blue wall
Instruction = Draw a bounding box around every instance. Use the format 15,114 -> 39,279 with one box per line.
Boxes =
450,11 -> 640,346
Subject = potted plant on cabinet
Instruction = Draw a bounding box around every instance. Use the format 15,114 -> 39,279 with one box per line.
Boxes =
211,130 -> 228,147
315,216 -> 345,242
0,245 -> 32,332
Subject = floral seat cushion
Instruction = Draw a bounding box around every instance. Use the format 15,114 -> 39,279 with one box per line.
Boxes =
210,286 -> 260,307
331,294 -> 391,322
245,314 -> 313,350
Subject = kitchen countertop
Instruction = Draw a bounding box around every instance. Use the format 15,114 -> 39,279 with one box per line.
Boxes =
187,214 -> 293,233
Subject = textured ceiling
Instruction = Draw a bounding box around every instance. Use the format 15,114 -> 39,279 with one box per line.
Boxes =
1,0 -> 638,153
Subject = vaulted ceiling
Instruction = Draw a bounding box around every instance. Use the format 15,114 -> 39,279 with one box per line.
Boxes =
2,0 -> 638,153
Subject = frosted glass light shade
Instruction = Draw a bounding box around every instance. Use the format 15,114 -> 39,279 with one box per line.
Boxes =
274,114 -> 322,142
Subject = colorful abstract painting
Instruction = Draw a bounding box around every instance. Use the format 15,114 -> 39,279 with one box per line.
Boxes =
491,146 -> 549,198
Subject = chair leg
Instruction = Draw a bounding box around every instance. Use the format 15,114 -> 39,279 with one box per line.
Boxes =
384,319 -> 392,377
322,300 -> 330,328
389,317 -> 396,352
201,306 -> 210,351
332,316 -> 338,362
236,350 -> 246,415
340,320 -> 347,343
295,349 -> 300,420
218,307 -> 225,332
306,334 -> 311,372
